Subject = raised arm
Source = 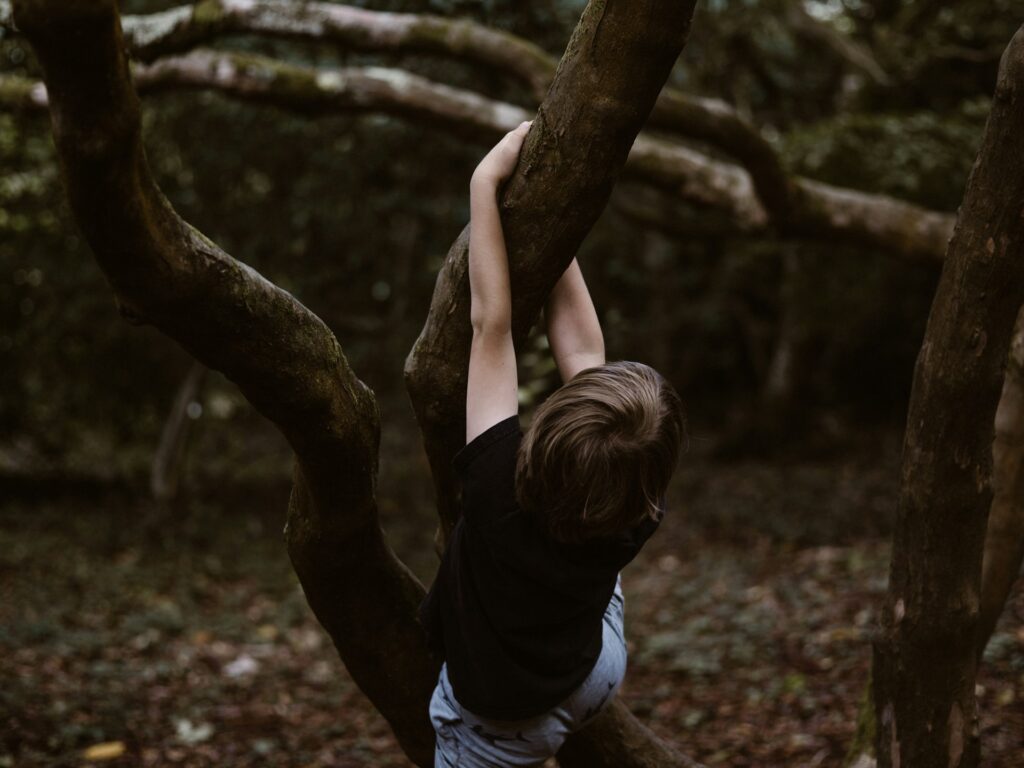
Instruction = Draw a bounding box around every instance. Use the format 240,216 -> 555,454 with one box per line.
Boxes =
464,121 -> 532,443
544,258 -> 606,382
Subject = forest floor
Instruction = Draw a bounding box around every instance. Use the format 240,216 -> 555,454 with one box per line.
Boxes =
2,434 -> 1023,768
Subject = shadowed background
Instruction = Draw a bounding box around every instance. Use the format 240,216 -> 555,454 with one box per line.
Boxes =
2,1 -> 1023,766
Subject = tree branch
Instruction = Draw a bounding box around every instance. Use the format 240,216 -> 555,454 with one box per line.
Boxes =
559,700 -> 705,767
0,0 -> 878,233
400,0 -> 704,762
784,1 -> 890,85
10,0 -> 713,764
404,0 -> 698,539
10,0 -> 437,763
108,0 -> 797,228
0,0 -> 557,99
0,49 -> 955,261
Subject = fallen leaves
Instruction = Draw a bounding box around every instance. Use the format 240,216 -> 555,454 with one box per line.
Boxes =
82,741 -> 126,761
2,464 -> 1023,767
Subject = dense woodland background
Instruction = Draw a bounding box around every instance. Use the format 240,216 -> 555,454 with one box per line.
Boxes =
2,1 -> 1024,766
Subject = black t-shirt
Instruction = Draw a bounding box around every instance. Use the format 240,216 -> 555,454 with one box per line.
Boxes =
419,414 -> 661,720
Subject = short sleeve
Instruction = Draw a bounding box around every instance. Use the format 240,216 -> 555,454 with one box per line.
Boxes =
453,415 -> 522,526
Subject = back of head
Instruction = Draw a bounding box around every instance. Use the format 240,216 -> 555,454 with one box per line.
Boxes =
515,360 -> 686,543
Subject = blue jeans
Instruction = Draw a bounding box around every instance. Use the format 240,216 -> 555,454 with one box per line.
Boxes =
430,577 -> 627,767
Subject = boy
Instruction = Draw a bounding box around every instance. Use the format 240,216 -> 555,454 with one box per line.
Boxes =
420,121 -> 686,767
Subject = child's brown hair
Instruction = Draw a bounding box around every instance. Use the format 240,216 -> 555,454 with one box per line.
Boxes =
515,360 -> 686,543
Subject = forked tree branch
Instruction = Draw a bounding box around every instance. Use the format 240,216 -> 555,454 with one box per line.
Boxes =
10,0 -> 708,765
10,0 -> 437,762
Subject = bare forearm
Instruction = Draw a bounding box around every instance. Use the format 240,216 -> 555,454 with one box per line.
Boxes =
545,258 -> 605,381
464,122 -> 531,442
468,175 -> 512,332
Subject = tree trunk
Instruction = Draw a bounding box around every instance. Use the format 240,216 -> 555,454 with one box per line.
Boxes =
978,306 -> 1024,652
12,1 -> 437,762
845,314 -> 1024,768
871,24 -> 1024,768
12,0 -> 704,765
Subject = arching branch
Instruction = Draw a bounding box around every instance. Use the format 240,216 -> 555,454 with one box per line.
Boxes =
11,0 -> 710,765
10,0 -> 437,762
124,0 -> 557,99
0,0 -> 923,237
0,49 -> 954,261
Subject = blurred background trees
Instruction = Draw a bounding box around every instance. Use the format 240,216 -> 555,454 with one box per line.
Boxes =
2,0 -> 1017,488
4,2 -> 1024,766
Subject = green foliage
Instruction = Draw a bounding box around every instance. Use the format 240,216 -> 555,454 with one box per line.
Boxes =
782,100 -> 991,210
1,0 -> 1017,478
0,111 -> 187,467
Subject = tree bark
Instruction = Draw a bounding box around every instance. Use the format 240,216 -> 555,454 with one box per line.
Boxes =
871,24 -> 1024,768
12,0 -> 706,765
11,0 -> 437,762
845,312 -> 1024,768
978,306 -> 1024,652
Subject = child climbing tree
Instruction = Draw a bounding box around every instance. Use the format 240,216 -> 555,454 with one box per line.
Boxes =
10,0 -> 700,765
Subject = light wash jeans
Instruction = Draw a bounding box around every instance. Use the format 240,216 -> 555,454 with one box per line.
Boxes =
429,577 -> 626,767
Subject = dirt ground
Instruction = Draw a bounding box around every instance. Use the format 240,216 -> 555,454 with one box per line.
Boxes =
2,442 -> 1023,767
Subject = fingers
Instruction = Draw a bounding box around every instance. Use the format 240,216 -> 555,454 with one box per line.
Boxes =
503,120 -> 532,150
503,120 -> 532,141
473,120 -> 533,184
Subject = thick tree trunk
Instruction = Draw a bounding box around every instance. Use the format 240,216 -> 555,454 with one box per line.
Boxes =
978,307 -> 1024,652
11,0 -> 438,761
845,315 -> 1024,768
13,0 -> 705,765
871,25 -> 1024,768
